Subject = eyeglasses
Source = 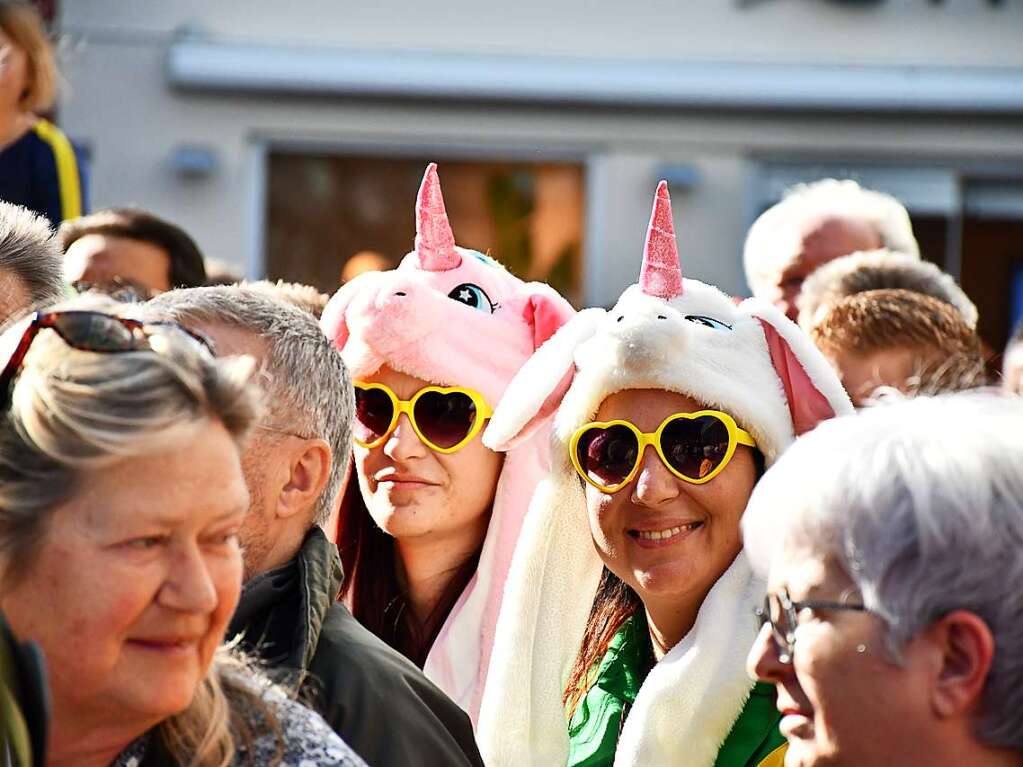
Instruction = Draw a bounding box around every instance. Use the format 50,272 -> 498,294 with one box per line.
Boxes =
0,311 -> 213,407
755,588 -> 869,664
569,410 -> 757,493
353,381 -> 493,454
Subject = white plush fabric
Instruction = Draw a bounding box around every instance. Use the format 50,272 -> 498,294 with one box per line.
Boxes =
478,248 -> 852,763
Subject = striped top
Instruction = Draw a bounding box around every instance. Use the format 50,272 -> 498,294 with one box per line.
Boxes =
0,118 -> 87,225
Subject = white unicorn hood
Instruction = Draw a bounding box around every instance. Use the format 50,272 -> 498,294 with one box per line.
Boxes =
476,182 -> 852,766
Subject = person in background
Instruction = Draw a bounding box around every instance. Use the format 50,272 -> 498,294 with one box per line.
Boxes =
0,2 -> 87,225
477,182 -> 851,767
146,286 -> 485,767
0,296 -> 365,767
809,288 -> 986,406
1003,320 -> 1023,396
60,207 -> 207,294
341,249 -> 392,284
743,180 -> 918,321
745,392 -> 1023,767
796,248 -> 978,334
321,163 -> 575,721
0,201 -> 63,323
242,278 -> 330,319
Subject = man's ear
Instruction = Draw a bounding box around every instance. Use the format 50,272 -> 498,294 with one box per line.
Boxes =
278,439 -> 332,521
927,610 -> 995,720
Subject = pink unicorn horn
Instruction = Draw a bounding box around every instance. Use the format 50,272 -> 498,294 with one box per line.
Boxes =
639,180 -> 683,299
415,163 -> 461,271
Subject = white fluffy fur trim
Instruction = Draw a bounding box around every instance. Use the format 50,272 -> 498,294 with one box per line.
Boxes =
477,465 -> 601,765
615,554 -> 762,767
484,308 -> 606,453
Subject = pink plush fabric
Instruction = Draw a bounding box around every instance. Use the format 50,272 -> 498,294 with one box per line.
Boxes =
758,318 -> 840,435
320,163 -> 575,720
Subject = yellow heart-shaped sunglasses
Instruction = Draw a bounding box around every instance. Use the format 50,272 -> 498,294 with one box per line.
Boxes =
570,410 -> 757,493
353,381 -> 494,454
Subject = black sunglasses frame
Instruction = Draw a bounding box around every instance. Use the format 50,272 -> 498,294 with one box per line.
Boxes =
0,311 -> 214,409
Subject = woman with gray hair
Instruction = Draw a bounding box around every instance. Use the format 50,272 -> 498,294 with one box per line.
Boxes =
0,297 -> 365,766
744,391 -> 1023,767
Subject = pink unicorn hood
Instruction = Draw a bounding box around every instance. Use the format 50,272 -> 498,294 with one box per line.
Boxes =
321,163 -> 575,721
477,182 -> 852,765
321,163 -> 572,406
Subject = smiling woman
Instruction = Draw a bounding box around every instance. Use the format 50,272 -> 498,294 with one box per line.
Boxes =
476,181 -> 853,767
0,296 -> 365,766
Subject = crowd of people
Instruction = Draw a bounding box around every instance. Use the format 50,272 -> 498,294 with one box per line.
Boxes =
2,5 -> 1023,767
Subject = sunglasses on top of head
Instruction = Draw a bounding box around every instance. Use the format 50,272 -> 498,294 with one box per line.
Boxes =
0,311 -> 214,408
353,381 -> 493,455
570,410 -> 757,493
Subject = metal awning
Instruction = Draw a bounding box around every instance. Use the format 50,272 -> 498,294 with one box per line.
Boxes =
166,39 -> 1023,114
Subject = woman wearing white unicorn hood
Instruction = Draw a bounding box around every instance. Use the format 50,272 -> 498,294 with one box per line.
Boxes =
477,182 -> 853,767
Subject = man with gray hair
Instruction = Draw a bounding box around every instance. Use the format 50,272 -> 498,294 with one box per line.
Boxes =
744,391 -> 1023,767
796,248 -> 978,334
0,201 -> 64,324
743,179 -> 920,321
146,286 -> 484,767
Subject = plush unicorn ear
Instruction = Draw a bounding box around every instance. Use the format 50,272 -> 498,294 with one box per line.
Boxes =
521,283 -> 576,350
484,308 -> 605,452
742,299 -> 853,435
321,272 -> 381,349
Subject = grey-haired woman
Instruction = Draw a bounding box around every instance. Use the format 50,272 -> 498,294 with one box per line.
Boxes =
745,391 -> 1023,767
0,298 -> 364,767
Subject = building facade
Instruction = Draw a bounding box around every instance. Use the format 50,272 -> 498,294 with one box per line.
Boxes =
57,0 -> 1023,345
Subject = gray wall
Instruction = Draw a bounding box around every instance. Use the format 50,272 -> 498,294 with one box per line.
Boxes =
57,1 -> 1023,303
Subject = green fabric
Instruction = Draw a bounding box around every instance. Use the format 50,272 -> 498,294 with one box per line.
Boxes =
1,638 -> 33,767
713,683 -> 786,767
566,614 -> 654,767
566,616 -> 785,767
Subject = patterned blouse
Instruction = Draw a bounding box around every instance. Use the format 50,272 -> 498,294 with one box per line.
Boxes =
112,685 -> 366,767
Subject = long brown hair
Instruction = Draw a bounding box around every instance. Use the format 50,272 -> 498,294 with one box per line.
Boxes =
563,568 -> 641,719
336,466 -> 482,667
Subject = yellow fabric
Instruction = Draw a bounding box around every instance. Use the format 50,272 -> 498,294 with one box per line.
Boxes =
0,635 -> 32,767
32,119 -> 82,221
757,743 -> 788,767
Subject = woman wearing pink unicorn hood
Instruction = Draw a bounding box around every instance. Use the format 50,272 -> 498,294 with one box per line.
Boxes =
320,164 -> 575,721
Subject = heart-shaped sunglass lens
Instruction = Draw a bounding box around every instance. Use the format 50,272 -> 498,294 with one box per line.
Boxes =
577,424 -> 639,487
661,415 -> 730,479
413,390 -> 477,449
354,387 -> 394,443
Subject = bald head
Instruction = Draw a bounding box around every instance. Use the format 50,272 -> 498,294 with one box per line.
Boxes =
772,215 -> 884,321
743,179 -> 919,321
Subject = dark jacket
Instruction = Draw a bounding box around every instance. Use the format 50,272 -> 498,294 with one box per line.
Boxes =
229,527 -> 484,767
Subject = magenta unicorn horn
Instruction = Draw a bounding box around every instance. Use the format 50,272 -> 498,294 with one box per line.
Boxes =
640,180 -> 684,300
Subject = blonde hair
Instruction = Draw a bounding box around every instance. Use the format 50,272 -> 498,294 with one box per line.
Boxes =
0,296 -> 281,767
0,2 -> 57,113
